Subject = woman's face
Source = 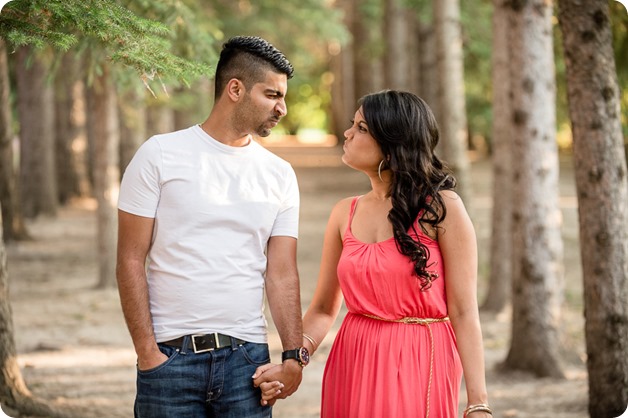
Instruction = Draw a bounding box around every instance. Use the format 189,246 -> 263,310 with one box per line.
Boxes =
341,106 -> 384,173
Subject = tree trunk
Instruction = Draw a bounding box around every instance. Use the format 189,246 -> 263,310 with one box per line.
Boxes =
0,40 -> 28,242
85,79 -> 95,187
0,204 -> 64,417
417,22 -> 440,151
482,0 -> 512,313
558,0 -> 628,415
119,85 -> 146,172
406,13 -> 420,95
330,0 -> 356,145
353,0 -> 376,99
502,0 -> 564,378
145,100 -> 175,139
172,79 -> 211,132
71,77 -> 92,199
15,46 -> 58,218
384,0 -> 409,90
54,52 -> 91,203
433,0 -> 472,205
88,65 -> 119,288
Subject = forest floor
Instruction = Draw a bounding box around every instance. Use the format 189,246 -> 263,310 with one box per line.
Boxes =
2,143 -> 599,418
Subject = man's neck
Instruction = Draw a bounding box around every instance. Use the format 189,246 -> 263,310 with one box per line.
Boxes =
200,118 -> 251,147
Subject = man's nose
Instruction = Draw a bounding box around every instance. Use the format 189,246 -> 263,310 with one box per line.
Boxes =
275,99 -> 287,117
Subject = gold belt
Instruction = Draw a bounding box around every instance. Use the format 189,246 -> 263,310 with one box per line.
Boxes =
360,313 -> 450,418
361,313 -> 449,325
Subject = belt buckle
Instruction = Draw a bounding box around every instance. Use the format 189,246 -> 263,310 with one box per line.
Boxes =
191,333 -> 219,353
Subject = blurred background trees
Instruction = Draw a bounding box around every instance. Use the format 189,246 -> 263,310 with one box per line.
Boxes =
0,0 -> 626,416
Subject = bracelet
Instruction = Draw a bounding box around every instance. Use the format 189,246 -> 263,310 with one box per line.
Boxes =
303,333 -> 318,348
463,404 -> 492,417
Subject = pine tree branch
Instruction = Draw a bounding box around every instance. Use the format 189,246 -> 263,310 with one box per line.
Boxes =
0,0 -> 211,84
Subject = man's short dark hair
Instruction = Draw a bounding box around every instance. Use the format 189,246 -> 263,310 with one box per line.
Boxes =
214,36 -> 294,99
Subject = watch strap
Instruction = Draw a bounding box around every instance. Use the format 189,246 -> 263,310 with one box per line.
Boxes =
282,349 -> 299,363
281,347 -> 309,366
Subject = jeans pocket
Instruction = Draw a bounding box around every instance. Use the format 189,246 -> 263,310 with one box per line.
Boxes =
137,344 -> 180,375
239,342 -> 270,366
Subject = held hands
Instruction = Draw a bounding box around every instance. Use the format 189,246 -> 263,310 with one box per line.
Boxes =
253,364 -> 283,406
252,361 -> 303,406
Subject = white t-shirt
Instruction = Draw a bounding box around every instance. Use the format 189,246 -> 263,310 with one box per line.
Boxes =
118,125 -> 300,343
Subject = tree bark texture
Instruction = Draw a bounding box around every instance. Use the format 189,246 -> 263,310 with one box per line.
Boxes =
406,13 -> 420,95
330,0 -> 356,146
119,85 -> 146,173
417,22 -> 442,156
433,0 -> 472,205
0,204 -> 61,417
502,0 -> 565,378
384,0 -> 409,90
145,100 -> 175,139
0,40 -> 28,242
54,52 -> 91,203
85,77 -> 96,189
88,65 -> 119,288
558,0 -> 628,415
15,46 -> 58,218
483,0 -> 513,312
352,0 -> 377,99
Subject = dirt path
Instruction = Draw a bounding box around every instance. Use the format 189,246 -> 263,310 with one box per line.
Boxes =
4,146 -> 590,417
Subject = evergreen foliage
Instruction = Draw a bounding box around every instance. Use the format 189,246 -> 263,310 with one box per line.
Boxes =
210,0 -> 349,133
0,0 -> 211,85
609,0 -> 628,138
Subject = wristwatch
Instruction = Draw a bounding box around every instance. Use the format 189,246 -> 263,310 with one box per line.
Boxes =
281,346 -> 310,367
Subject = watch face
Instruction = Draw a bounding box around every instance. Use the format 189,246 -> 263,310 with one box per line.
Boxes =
299,347 -> 310,365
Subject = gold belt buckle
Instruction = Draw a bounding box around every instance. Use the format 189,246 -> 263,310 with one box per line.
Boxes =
191,333 -> 219,353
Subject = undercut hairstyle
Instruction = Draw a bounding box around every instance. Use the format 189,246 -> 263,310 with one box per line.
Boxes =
360,90 -> 456,291
214,36 -> 294,100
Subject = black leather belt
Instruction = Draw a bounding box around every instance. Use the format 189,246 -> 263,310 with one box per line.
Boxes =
162,333 -> 246,353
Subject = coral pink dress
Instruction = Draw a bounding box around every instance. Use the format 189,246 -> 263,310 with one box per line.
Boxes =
321,196 -> 463,418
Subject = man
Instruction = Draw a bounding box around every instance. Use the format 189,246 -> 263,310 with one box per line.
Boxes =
116,36 -> 306,417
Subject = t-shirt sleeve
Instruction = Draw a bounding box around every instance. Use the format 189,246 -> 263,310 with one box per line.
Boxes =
118,138 -> 162,218
270,165 -> 300,238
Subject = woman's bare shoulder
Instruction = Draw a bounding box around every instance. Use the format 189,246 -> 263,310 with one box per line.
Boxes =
328,196 -> 359,227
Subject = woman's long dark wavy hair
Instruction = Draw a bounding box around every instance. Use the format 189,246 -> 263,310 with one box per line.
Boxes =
360,90 -> 456,291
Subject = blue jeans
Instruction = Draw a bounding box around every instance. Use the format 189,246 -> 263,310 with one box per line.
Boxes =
134,336 -> 272,418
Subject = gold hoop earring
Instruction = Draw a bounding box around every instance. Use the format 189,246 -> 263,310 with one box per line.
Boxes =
378,160 -> 385,182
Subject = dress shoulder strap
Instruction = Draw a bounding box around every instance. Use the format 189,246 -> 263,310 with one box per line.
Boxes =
348,196 -> 361,222
344,196 -> 362,237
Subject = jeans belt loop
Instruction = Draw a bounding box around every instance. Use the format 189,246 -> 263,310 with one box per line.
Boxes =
230,337 -> 243,351
178,335 -> 188,355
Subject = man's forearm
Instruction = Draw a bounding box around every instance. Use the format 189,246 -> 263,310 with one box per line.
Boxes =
116,262 -> 158,356
266,272 -> 303,350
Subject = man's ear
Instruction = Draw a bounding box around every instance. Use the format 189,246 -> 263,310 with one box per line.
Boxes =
226,79 -> 244,101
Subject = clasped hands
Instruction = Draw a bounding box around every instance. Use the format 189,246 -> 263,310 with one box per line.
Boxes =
252,360 -> 303,406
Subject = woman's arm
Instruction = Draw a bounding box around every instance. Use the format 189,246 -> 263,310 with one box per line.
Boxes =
254,197 -> 350,403
439,191 -> 491,416
301,197 -> 350,354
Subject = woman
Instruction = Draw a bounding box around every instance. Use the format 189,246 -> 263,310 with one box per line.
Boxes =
257,90 -> 491,418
